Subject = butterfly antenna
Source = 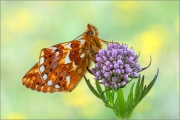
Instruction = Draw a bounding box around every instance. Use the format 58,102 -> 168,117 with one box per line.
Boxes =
73,33 -> 84,40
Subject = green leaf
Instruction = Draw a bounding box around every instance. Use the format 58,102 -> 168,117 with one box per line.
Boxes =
106,90 -> 115,108
144,68 -> 159,96
95,80 -> 102,94
139,85 -> 147,101
135,76 -> 144,102
124,99 -> 135,118
116,88 -> 126,118
105,103 -> 113,109
135,75 -> 141,97
124,69 -> 159,119
84,75 -> 100,99
106,89 -> 110,100
95,80 -> 106,100
110,90 -> 115,105
101,91 -> 109,103
127,82 -> 135,104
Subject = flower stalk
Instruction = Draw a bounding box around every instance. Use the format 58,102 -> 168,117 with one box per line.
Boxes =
84,69 -> 159,119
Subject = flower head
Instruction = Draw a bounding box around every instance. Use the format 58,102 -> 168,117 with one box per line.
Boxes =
91,43 -> 142,90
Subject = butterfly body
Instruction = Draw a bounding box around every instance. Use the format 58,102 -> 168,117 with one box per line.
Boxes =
22,24 -> 104,93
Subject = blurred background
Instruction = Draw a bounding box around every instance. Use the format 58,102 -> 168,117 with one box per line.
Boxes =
1,1 -> 179,119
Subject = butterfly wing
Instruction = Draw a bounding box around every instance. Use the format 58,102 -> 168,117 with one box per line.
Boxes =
22,63 -> 56,92
22,39 -> 90,92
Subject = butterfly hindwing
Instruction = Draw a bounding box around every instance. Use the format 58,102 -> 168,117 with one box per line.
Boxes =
22,63 -> 57,92
23,39 -> 89,92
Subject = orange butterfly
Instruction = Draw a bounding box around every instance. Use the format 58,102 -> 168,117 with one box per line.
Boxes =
22,24 -> 109,93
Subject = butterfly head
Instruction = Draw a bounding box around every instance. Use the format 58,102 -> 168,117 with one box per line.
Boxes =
85,24 -> 99,37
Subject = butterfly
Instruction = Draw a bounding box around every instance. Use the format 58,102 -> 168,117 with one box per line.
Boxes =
22,24 -> 109,93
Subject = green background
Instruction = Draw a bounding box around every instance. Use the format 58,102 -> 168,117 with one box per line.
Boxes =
1,1 -> 179,119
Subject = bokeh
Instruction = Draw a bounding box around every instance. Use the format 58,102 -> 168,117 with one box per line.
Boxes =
1,1 -> 179,119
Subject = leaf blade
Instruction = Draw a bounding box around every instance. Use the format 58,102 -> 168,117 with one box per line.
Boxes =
84,75 -> 100,99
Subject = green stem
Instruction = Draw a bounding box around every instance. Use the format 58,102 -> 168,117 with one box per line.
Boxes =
114,88 -> 128,119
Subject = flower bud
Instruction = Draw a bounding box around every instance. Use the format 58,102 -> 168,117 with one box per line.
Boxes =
116,69 -> 121,74
96,71 -> 102,77
112,49 -> 118,57
118,49 -> 123,55
106,61 -> 111,66
121,44 -> 127,50
123,74 -> 128,79
125,67 -> 132,73
127,49 -> 134,56
117,60 -> 123,65
124,51 -> 127,55
130,72 -> 139,78
137,66 -> 142,72
120,81 -> 127,87
114,43 -> 120,49
102,79 -> 107,83
104,72 -> 110,77
117,55 -> 122,59
114,63 -> 119,69
94,76 -> 99,80
109,57 -> 114,61
113,84 -> 118,89
124,64 -> 129,68
95,63 -> 100,68
110,64 -> 114,69
99,49 -> 105,56
112,76 -> 118,82
91,68 -> 97,74
102,56 -> 107,61
105,83 -> 110,87
107,50 -> 112,56
108,44 -> 113,50
103,66 -> 110,71
96,57 -> 103,62
127,57 -> 134,63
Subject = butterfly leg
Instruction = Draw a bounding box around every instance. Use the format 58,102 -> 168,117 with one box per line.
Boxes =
100,39 -> 111,44
86,67 -> 93,75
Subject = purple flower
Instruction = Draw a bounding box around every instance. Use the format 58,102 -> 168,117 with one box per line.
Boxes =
91,43 -> 142,90
99,49 -> 105,56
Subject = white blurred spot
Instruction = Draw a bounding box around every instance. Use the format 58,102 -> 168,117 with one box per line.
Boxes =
66,76 -> 70,85
43,74 -> 47,80
78,39 -> 85,44
55,84 -> 60,88
40,65 -> 45,73
40,57 -> 45,64
56,51 -> 59,56
72,62 -> 77,70
41,51 -> 44,56
47,80 -> 52,86
65,43 -> 72,49
65,52 -> 71,64
50,47 -> 57,51
80,53 -> 85,58
79,49 -> 82,53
